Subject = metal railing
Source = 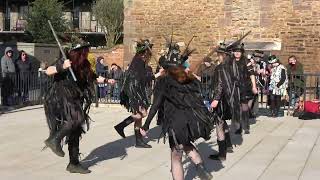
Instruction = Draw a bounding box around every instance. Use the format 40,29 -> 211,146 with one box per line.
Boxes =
0,72 -> 52,106
1,71 -> 319,116
287,73 -> 320,114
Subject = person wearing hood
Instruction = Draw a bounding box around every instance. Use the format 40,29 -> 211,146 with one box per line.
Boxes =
1,47 -> 16,105
1,47 -> 16,75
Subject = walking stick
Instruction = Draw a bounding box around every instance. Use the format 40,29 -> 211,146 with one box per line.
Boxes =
48,20 -> 77,82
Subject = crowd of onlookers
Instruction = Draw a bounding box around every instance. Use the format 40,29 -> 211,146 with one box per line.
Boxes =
0,46 -> 309,116
96,56 -> 124,102
1,47 -> 33,106
196,50 -> 306,117
0,47 -> 130,106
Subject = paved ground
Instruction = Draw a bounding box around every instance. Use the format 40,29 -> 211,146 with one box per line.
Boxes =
0,105 -> 319,180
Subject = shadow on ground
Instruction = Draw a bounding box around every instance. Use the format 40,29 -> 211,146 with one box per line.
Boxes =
81,125 -> 163,168
0,104 -> 43,115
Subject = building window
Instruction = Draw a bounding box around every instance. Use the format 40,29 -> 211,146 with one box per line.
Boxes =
19,5 -> 28,20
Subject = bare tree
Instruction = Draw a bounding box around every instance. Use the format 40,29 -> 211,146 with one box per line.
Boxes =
93,0 -> 124,49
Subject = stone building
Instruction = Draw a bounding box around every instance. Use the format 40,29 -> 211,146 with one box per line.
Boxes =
0,0 -> 104,42
0,0 -> 105,66
123,0 -> 320,72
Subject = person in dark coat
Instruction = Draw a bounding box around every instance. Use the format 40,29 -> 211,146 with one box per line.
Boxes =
140,45 -> 214,179
226,44 -> 257,135
286,55 -> 304,110
43,40 -> 115,174
15,50 -> 32,102
96,56 -> 108,98
208,44 -> 234,161
1,47 -> 16,105
110,63 -> 123,101
115,39 -> 163,148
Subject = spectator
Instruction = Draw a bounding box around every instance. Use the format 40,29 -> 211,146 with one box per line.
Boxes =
268,55 -> 288,117
1,47 -> 15,105
96,56 -> 108,98
110,63 -> 123,102
15,50 -> 32,102
1,47 -> 16,75
286,55 -> 304,110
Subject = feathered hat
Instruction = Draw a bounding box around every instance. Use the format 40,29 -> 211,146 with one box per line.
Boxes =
68,34 -> 90,51
216,42 -> 227,53
135,39 -> 153,54
159,34 -> 196,69
268,55 -> 280,64
224,31 -> 251,53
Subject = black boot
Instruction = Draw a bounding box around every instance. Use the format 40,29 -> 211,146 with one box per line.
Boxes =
195,163 -> 213,180
209,140 -> 226,161
66,163 -> 91,174
66,131 -> 91,174
44,126 -> 71,157
242,111 -> 250,134
225,132 -> 234,153
114,116 -> 134,138
135,129 -> 152,148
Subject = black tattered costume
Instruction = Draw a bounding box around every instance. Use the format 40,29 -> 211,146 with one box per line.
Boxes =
115,39 -> 155,148
44,42 -> 101,174
142,75 -> 214,148
120,54 -> 153,114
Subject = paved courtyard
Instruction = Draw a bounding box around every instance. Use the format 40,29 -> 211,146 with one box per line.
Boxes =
0,105 -> 319,180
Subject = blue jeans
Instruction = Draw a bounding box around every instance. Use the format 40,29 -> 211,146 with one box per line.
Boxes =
289,91 -> 299,109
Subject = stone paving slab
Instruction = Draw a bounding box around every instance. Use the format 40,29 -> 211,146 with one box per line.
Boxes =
0,105 -> 320,180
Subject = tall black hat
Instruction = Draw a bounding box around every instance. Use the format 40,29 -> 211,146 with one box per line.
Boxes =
216,42 -> 227,53
224,31 -> 251,53
232,43 -> 245,52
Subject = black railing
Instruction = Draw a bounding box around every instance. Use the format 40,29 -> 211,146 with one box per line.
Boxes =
0,72 -> 52,106
1,71 -> 320,117
287,73 -> 320,114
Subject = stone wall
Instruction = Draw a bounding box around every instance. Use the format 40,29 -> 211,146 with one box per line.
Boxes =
123,0 -> 320,72
91,45 -> 125,69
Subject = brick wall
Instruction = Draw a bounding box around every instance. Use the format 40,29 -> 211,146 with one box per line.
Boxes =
123,0 -> 320,72
91,45 -> 125,69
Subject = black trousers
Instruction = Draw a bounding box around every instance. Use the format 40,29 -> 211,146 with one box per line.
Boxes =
270,94 -> 282,114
